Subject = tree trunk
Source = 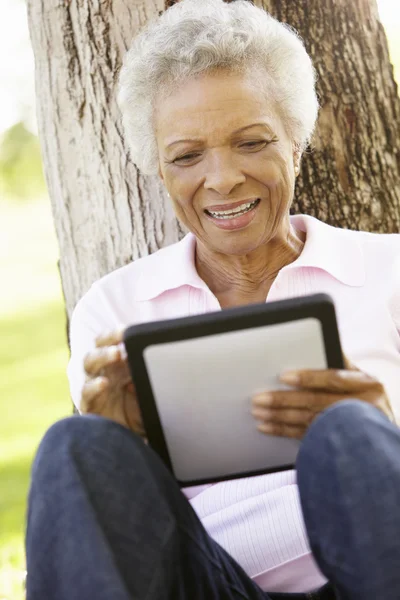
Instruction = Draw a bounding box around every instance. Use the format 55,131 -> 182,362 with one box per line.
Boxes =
28,0 -> 400,318
257,0 -> 400,233
27,0 -> 182,318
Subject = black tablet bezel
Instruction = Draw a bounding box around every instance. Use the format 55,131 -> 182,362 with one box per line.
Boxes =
124,293 -> 344,486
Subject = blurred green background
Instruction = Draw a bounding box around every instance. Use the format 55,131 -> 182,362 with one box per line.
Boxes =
0,3 -> 71,598
0,0 -> 399,598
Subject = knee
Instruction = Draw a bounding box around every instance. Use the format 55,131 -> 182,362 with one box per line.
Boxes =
310,398 -> 383,435
32,415 -> 141,478
297,400 -> 389,472
39,414 -> 133,451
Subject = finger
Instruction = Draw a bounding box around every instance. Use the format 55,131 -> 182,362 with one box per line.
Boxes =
95,327 -> 125,348
279,368 -> 380,394
257,421 -> 304,440
126,382 -> 136,395
81,377 -> 109,412
343,355 -> 359,371
253,390 -> 342,410
252,406 -> 314,427
84,346 -> 121,377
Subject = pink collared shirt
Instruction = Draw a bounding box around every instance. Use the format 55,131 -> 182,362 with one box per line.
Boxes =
68,214 -> 400,593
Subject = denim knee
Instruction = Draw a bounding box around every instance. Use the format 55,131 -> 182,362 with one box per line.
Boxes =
32,415 -> 139,478
40,413 -> 133,449
308,399 -> 386,438
297,399 -> 388,471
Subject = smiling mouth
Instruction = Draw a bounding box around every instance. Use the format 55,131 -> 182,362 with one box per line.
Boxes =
205,199 -> 260,220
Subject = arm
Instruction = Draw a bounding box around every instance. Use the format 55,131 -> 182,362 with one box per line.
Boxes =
388,256 -> 400,338
67,287 -> 145,435
67,291 -> 102,410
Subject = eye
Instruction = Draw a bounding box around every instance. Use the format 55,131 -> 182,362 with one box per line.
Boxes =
239,140 -> 268,150
173,152 -> 202,165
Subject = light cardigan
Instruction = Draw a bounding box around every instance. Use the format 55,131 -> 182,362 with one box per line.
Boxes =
68,214 -> 400,593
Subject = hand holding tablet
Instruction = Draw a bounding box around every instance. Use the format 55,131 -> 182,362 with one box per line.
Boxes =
123,293 -> 346,486
252,355 -> 393,438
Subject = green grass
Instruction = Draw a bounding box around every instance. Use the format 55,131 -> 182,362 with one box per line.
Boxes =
0,198 -> 70,600
0,301 -> 70,600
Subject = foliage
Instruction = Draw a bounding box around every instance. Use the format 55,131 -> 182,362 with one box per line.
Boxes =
0,122 -> 46,200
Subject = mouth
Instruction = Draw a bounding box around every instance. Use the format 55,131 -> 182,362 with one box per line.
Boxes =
204,198 -> 260,220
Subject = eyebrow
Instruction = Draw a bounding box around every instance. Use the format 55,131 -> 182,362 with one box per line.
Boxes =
165,122 -> 273,150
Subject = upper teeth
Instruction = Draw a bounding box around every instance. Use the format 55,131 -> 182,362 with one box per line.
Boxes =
208,200 -> 258,218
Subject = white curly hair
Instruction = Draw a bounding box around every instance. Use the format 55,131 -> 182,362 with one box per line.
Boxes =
117,0 -> 319,175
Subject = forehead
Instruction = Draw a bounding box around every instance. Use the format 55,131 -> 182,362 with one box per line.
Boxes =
155,71 -> 284,143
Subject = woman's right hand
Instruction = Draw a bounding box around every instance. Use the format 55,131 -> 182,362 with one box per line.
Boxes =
81,328 -> 146,437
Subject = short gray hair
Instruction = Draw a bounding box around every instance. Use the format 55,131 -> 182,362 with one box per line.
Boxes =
118,0 -> 319,175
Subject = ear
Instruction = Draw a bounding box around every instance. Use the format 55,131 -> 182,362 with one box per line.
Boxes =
293,145 -> 302,177
158,167 -> 170,197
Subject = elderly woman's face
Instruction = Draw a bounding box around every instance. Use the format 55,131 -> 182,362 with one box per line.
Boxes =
156,71 -> 298,256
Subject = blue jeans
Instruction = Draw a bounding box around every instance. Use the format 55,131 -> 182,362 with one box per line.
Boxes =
25,400 -> 400,600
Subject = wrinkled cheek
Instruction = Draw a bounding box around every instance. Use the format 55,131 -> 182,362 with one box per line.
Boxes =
170,199 -> 189,222
268,173 -> 294,206
170,199 -> 203,232
261,156 -> 293,194
265,180 -> 283,206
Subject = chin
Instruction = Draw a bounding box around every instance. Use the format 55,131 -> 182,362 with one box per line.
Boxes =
208,231 -> 265,257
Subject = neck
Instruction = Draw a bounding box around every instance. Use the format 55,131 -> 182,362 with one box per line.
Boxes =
195,222 -> 306,308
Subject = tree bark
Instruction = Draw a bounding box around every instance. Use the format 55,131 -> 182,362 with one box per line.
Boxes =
28,0 -> 400,318
257,0 -> 400,233
28,0 -> 182,318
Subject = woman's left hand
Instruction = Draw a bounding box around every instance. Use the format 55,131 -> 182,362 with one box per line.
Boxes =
252,358 -> 394,439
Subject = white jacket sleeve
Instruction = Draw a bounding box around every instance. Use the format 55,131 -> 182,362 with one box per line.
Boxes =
389,255 -> 400,337
67,284 -> 113,411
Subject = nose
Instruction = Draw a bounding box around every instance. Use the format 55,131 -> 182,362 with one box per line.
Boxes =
203,150 -> 246,196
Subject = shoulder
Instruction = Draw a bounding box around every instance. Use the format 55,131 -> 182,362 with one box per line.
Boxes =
310,214 -> 399,247
310,213 -> 400,261
335,226 -> 400,288
343,227 -> 400,267
97,239 -> 183,292
71,234 -> 194,324
346,226 -> 400,247
80,237 -> 187,308
339,228 -> 400,316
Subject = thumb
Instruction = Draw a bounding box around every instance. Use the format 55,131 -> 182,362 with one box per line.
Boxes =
343,354 -> 359,371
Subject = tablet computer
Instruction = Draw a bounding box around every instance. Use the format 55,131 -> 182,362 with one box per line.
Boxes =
124,293 -> 344,487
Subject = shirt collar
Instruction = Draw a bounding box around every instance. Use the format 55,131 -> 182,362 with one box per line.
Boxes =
286,214 -> 365,286
132,214 -> 365,301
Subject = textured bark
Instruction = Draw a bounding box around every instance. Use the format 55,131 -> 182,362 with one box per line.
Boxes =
28,0 -> 400,318
257,0 -> 400,232
28,0 -> 181,317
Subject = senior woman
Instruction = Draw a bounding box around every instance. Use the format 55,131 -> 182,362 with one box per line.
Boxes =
26,0 -> 400,599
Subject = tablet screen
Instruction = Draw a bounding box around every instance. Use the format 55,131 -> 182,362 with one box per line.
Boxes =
143,317 -> 325,483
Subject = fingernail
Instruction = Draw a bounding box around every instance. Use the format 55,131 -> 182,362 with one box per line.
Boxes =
95,377 -> 108,391
118,343 -> 128,361
253,393 -> 273,406
257,423 -> 274,434
252,408 -> 271,420
109,347 -> 119,360
280,371 -> 300,385
338,370 -> 373,381
126,382 -> 135,394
